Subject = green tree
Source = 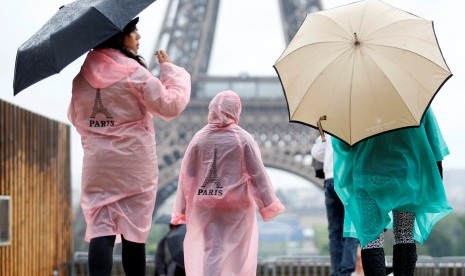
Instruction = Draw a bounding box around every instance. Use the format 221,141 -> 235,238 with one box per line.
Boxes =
424,214 -> 456,256
313,224 -> 329,255
450,214 -> 465,255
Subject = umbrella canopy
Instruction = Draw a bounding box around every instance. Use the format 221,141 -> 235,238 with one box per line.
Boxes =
13,0 -> 156,95
165,224 -> 187,268
274,0 -> 452,146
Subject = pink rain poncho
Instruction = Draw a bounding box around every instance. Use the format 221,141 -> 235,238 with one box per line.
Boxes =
171,90 -> 285,276
68,48 -> 191,243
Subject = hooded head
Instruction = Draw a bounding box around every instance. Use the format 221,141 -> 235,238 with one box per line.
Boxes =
208,90 -> 242,127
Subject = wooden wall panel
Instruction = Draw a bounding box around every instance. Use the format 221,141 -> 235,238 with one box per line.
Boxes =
0,99 -> 73,275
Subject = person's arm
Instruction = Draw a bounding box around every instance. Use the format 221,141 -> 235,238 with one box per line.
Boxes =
423,108 -> 449,160
311,136 -> 326,179
311,136 -> 325,163
171,144 -> 197,224
139,51 -> 191,120
422,108 -> 449,179
171,176 -> 187,225
244,140 -> 285,221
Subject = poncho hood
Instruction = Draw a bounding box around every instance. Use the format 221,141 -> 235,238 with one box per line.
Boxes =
81,48 -> 139,89
208,90 -> 242,127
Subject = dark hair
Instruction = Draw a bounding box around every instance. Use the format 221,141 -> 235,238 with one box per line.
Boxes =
94,17 -> 147,68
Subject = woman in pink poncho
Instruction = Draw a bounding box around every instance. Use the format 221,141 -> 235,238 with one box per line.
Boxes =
68,17 -> 191,276
171,90 -> 285,276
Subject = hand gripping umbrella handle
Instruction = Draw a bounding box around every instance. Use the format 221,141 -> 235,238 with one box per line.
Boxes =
317,116 -> 327,142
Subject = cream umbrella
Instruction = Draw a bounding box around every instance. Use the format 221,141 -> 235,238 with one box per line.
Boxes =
274,0 -> 452,146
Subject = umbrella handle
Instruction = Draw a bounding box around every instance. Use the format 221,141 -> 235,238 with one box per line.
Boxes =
317,116 -> 327,142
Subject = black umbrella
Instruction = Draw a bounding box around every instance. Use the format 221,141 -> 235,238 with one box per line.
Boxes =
13,0 -> 157,95
165,224 -> 187,268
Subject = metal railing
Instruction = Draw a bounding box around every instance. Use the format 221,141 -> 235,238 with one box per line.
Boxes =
73,252 -> 155,276
73,252 -> 465,276
257,256 -> 331,276
257,255 -> 465,276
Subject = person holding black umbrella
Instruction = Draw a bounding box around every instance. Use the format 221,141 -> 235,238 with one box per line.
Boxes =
68,17 -> 191,276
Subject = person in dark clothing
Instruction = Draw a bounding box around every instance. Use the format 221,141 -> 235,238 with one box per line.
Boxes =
312,134 -> 359,276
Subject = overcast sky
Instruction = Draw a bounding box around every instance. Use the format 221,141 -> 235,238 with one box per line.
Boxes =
1,0 -> 464,198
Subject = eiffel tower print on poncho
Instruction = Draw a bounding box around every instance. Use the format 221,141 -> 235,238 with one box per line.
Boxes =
201,147 -> 223,189
91,89 -> 113,119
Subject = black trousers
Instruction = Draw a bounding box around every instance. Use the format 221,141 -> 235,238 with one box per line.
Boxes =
88,235 -> 146,276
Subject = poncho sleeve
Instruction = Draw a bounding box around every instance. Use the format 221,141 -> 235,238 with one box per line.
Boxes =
171,141 -> 200,225
140,62 -> 191,120
244,139 -> 285,221
422,108 -> 449,161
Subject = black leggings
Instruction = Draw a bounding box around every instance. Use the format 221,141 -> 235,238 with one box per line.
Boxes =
88,235 -> 146,276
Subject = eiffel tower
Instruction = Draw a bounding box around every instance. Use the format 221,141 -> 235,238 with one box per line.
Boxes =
150,0 -> 324,211
201,147 -> 223,189
90,89 -> 112,119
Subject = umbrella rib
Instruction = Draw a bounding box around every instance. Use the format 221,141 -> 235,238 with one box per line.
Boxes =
362,44 -> 435,122
368,42 -> 448,71
365,18 -> 449,70
292,42 -> 354,116
348,50 -> 357,143
361,17 -> 450,123
289,44 -> 351,120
